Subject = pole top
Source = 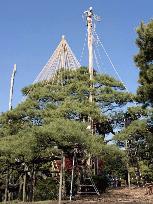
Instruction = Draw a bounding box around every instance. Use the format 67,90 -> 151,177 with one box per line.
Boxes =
83,7 -> 101,22
14,64 -> 17,73
84,7 -> 93,16
14,64 -> 16,72
89,6 -> 93,11
62,35 -> 65,40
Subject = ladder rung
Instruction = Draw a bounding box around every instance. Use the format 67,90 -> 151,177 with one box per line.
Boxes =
78,192 -> 98,194
50,171 -> 60,173
78,175 -> 100,196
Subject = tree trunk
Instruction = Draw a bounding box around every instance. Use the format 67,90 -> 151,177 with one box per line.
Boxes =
135,160 -> 141,187
58,151 -> 63,204
32,170 -> 36,202
18,175 -> 23,201
23,172 -> 26,202
125,140 -> 131,188
62,155 -> 66,197
29,163 -> 35,202
127,166 -> 131,188
4,167 -> 9,203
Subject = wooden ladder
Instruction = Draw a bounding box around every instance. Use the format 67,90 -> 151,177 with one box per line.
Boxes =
77,176 -> 100,195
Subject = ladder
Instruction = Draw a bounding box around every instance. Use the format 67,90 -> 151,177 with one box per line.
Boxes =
77,176 -> 100,195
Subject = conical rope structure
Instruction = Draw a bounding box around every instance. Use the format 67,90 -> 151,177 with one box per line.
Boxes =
34,35 -> 81,83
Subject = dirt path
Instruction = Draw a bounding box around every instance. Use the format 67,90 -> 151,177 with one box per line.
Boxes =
66,187 -> 153,203
92,187 -> 153,203
11,187 -> 153,204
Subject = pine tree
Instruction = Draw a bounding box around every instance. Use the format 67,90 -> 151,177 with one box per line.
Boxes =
134,20 -> 153,106
0,67 -> 133,201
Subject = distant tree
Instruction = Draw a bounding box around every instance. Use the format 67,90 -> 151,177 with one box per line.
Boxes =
113,20 -> 153,186
134,20 -> 153,106
115,119 -> 153,183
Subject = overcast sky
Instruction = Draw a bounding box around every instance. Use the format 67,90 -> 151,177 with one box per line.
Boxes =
0,0 -> 153,112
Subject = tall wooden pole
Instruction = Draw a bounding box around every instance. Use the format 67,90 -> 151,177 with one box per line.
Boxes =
9,64 -> 17,110
85,7 -> 93,103
85,7 -> 94,137
85,8 -> 101,175
84,8 -> 94,169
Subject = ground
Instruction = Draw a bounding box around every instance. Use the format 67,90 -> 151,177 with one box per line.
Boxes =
8,187 -> 153,204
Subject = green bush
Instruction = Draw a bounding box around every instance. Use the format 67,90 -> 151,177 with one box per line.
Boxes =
34,177 -> 58,201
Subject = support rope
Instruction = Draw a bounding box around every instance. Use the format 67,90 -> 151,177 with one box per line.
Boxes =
93,30 -> 129,92
93,49 -> 101,73
95,44 -> 106,74
79,32 -> 87,65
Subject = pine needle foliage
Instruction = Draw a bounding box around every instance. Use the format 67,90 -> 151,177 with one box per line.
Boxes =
0,67 -> 134,201
134,20 -> 153,106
